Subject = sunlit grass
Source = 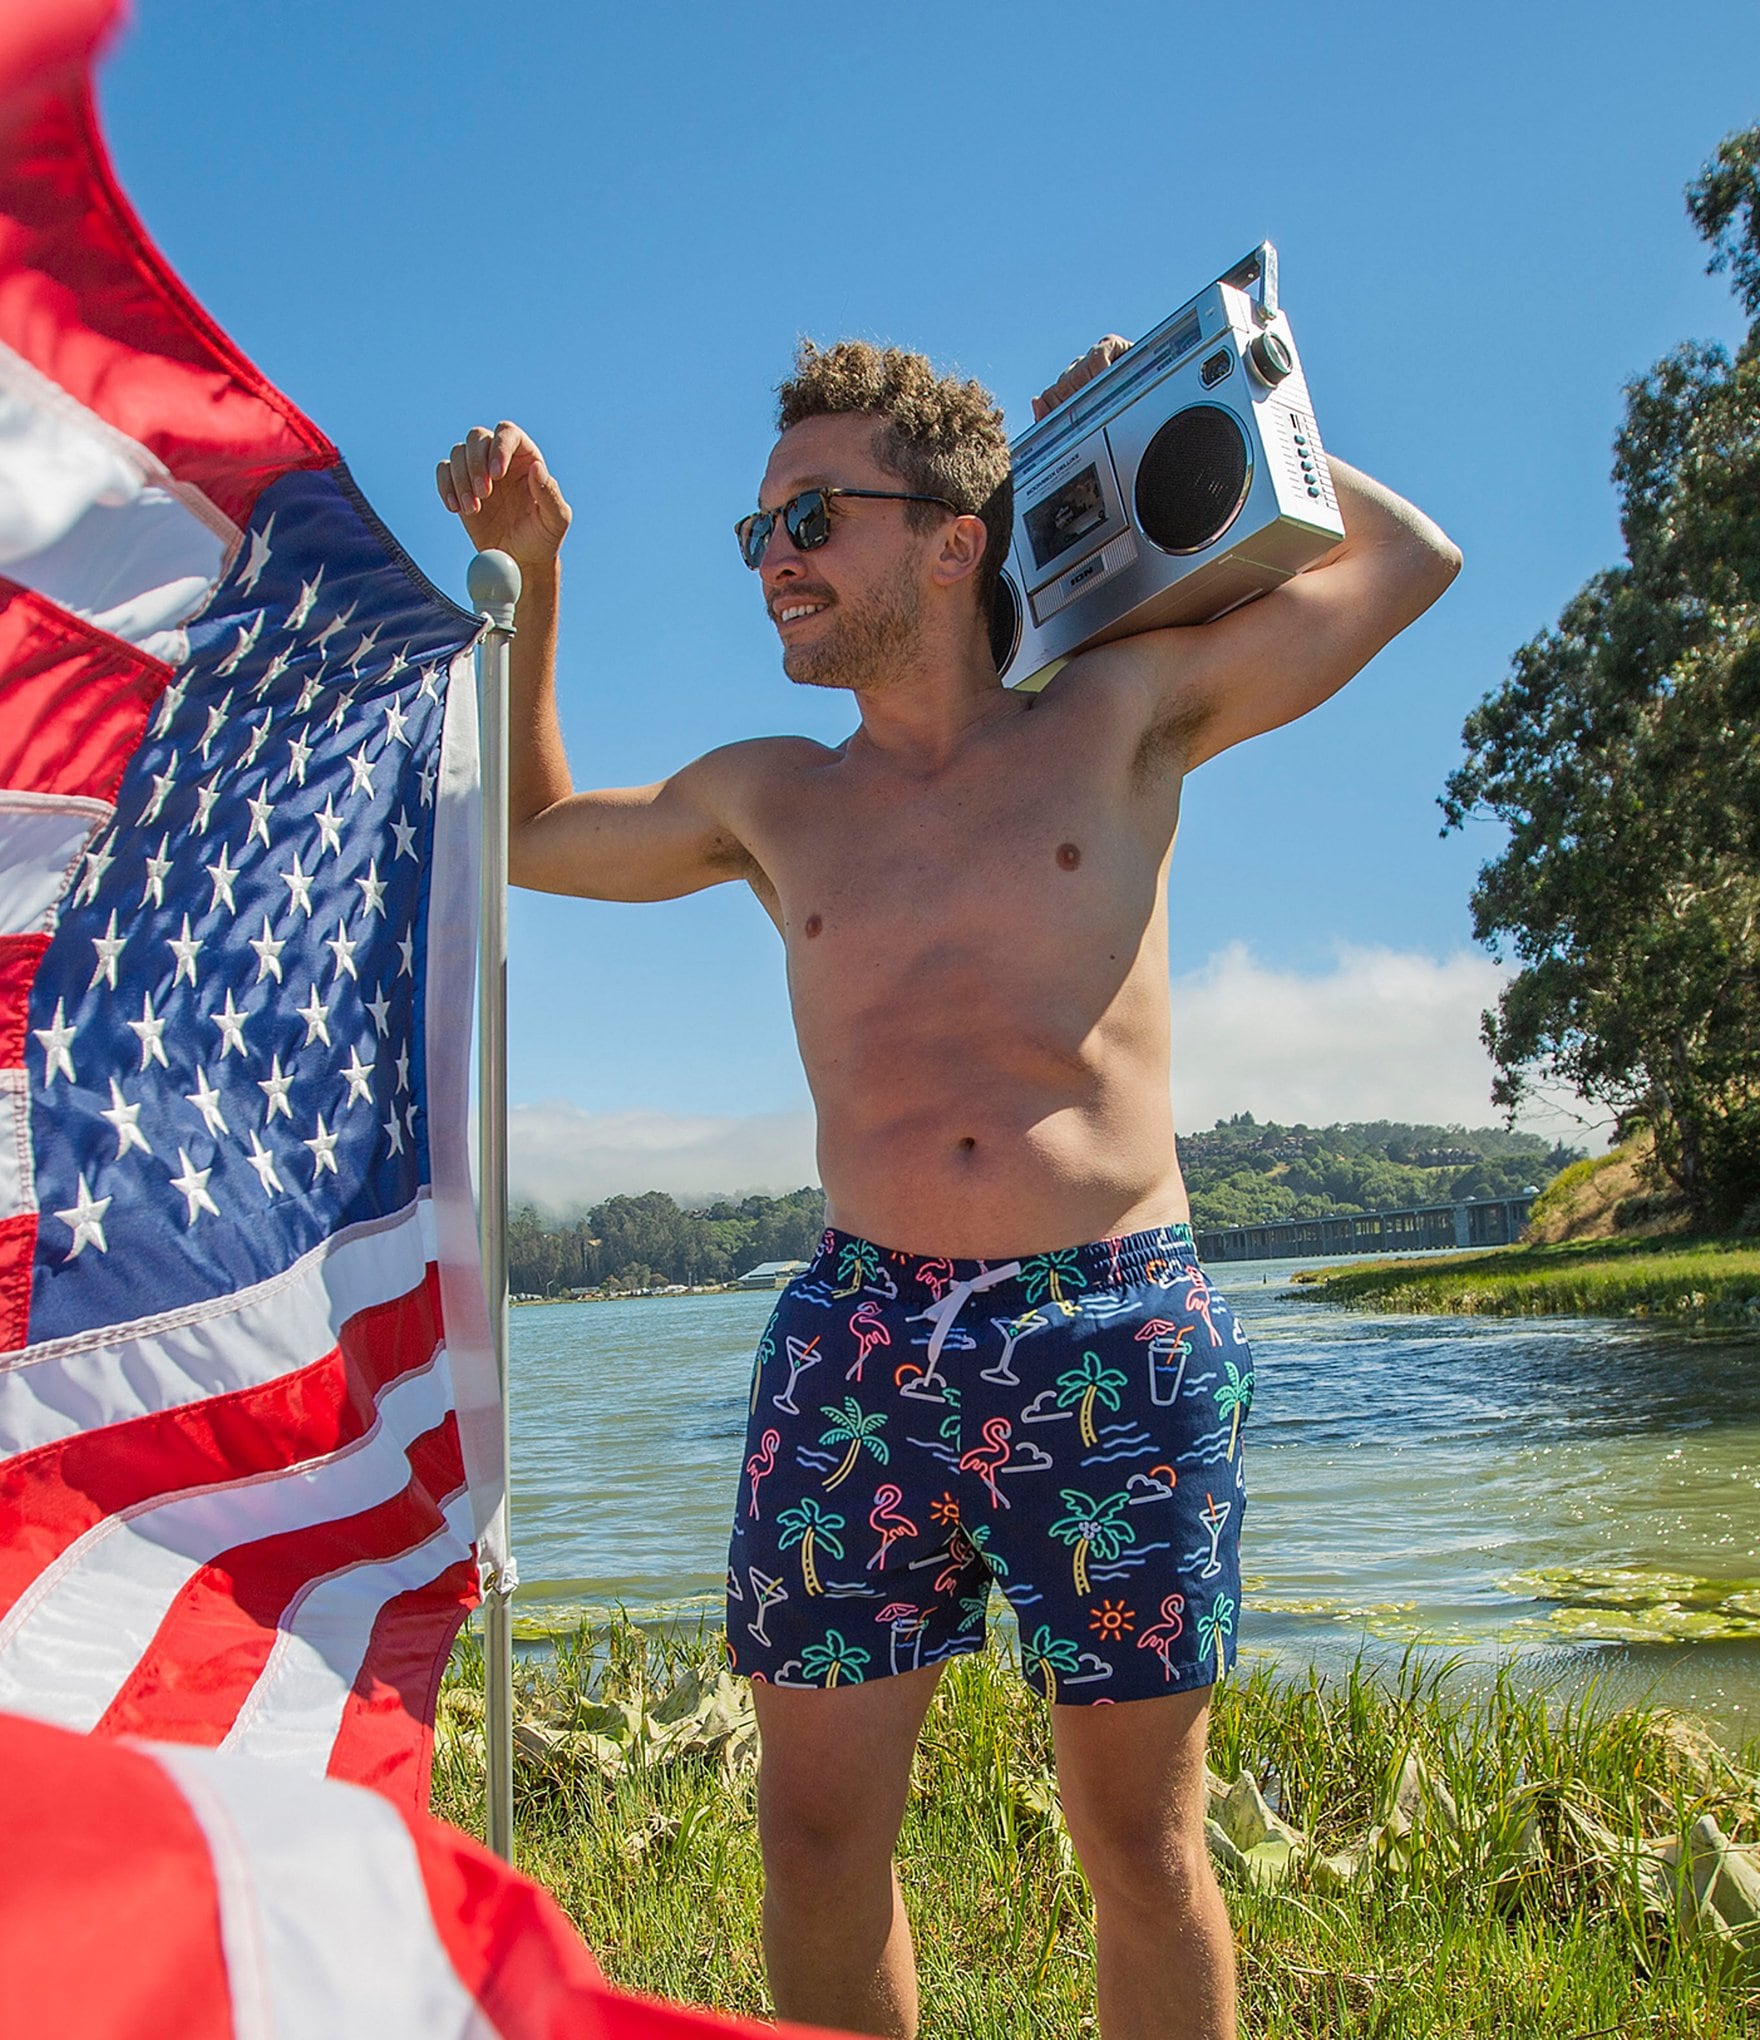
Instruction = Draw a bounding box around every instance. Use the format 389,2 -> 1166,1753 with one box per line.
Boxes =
1296,1234 -> 1760,1323
432,1623 -> 1760,2036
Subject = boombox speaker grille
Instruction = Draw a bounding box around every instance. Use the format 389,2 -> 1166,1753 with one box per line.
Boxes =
1133,404 -> 1252,555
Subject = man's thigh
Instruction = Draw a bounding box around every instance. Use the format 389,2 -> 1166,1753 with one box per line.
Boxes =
753,1662 -> 944,1863
1050,1686 -> 1214,1872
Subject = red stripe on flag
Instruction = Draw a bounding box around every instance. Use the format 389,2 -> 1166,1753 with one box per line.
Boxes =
327,1549 -> 479,1805
0,932 -> 49,1066
0,0 -> 119,119
94,1417 -> 467,1747
0,576 -> 171,799
0,1212 -> 35,1354
0,84 -> 335,526
0,1266 -> 444,1622
1,1710 -> 234,2040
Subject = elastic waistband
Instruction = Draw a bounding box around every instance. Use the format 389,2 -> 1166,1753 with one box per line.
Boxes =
807,1221 -> 1201,1311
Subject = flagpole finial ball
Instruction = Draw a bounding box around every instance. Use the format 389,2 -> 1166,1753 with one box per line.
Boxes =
467,550 -> 522,631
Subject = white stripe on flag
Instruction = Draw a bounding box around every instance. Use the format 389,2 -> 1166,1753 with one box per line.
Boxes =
0,341 -> 233,660
223,1484 -> 476,1770
150,1741 -> 494,2040
0,1196 -> 437,1451
0,792 -> 108,934
0,1069 -> 31,1222
0,1353 -> 452,1731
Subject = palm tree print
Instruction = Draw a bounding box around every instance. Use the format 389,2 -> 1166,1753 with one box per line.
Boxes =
1214,1360 -> 1254,1460
748,1325 -> 776,1415
800,1629 -> 869,1687
834,1237 -> 882,1297
776,1498 -> 846,1595
1196,1592 -> 1235,1681
1055,1350 -> 1128,1446
818,1398 -> 889,1489
1048,1487 -> 1135,1596
1017,1249 -> 1088,1314
1022,1624 -> 1082,1702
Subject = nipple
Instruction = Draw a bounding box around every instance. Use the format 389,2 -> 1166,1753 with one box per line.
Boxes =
804,914 -> 823,938
1056,842 -> 1081,871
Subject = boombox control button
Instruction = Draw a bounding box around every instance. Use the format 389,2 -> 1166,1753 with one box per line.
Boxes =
1307,486 -> 1322,499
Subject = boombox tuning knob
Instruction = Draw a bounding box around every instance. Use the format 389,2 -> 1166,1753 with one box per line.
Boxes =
1246,331 -> 1293,386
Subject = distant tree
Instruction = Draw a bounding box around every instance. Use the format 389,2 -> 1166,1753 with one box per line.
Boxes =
1442,127 -> 1760,1226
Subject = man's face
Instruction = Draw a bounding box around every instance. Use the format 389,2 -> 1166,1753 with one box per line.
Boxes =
751,414 -> 932,692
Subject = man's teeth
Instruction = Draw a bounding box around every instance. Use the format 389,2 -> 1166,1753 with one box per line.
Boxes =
778,604 -> 825,623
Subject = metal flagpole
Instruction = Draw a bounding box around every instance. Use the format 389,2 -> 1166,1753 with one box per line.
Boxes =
468,547 -> 521,1862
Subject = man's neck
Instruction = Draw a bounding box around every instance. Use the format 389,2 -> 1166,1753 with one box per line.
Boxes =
844,645 -> 1024,773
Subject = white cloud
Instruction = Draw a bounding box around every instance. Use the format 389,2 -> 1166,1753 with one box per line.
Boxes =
1170,942 -> 1594,1141
508,1102 -> 817,1211
508,945 -> 1596,1209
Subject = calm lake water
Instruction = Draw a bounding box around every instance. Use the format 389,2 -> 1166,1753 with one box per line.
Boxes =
503,1262 -> 1760,1748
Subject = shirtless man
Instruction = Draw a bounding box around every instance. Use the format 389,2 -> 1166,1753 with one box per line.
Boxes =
438,336 -> 1458,2040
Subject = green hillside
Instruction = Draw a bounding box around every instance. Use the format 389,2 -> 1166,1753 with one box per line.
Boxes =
1180,1117 -> 1578,1233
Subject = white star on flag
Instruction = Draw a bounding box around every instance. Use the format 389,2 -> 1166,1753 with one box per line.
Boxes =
127,992 -> 169,1070
169,1148 -> 221,1225
89,910 -> 124,990
101,1077 -> 151,1159
184,1067 -> 230,1137
55,1175 -> 112,1258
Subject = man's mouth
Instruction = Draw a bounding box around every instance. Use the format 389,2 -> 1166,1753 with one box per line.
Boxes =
773,599 -> 829,629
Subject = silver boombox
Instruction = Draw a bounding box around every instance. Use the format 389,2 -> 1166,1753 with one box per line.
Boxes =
992,243 -> 1343,689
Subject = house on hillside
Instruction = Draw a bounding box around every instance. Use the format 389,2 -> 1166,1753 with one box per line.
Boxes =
737,1259 -> 809,1290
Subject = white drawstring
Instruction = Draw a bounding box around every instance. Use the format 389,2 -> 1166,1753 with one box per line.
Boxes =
921,1262 -> 1022,1370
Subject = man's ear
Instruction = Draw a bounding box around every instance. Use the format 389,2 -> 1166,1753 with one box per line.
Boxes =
929,512 -> 990,593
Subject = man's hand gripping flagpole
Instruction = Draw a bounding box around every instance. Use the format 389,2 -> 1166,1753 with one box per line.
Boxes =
469,547 -> 522,1862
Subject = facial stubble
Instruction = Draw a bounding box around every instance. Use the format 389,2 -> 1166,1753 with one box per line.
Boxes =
781,553 -> 926,693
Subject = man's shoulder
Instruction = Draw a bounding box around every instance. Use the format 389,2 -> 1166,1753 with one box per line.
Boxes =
689,732 -> 843,785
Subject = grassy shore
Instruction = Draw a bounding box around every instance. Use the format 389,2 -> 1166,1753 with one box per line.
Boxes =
1293,1233 -> 1760,1323
432,1623 -> 1760,2037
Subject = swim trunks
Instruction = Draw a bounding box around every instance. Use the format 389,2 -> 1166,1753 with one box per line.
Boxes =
726,1222 -> 1252,1703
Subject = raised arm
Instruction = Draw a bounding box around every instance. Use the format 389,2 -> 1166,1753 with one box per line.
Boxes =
1126,456 -> 1463,770
1034,341 -> 1461,770
437,423 -> 758,901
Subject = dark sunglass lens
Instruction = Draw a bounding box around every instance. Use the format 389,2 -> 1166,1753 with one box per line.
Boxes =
736,513 -> 770,569
787,490 -> 831,550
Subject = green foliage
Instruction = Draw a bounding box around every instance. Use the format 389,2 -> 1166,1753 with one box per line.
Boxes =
1300,1234 -> 1760,1323
508,1186 -> 825,1294
1181,1118 -> 1569,1231
1443,126 -> 1760,1226
433,1626 -> 1759,2036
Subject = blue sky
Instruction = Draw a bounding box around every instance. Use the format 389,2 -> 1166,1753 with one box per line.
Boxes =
100,3 -> 1760,1200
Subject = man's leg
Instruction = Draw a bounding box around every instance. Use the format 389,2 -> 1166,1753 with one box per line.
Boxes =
1052,1687 -> 1236,2040
752,1662 -> 944,2039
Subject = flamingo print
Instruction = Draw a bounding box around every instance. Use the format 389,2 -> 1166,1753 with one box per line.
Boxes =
1179,1271 -> 1222,1344
745,1428 -> 780,1519
867,1485 -> 919,1569
957,1415 -> 1014,1509
1138,1593 -> 1188,1680
847,1299 -> 892,1382
913,1257 -> 956,1301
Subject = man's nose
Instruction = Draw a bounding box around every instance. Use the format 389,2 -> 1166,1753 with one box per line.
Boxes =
758,525 -> 806,585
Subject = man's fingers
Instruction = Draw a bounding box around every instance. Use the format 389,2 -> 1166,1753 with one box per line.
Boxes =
435,460 -> 458,514
491,420 -> 524,482
465,425 -> 496,502
448,442 -> 481,514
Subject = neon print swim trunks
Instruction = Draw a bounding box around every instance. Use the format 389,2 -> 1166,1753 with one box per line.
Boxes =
726,1223 -> 1252,1702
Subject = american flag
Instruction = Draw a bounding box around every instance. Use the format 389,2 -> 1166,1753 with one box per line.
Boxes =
0,1 -> 503,1810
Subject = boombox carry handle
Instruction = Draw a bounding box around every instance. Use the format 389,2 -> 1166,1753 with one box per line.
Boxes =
1220,242 -> 1278,324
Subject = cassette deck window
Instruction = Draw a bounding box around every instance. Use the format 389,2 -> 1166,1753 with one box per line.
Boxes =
1024,463 -> 1111,573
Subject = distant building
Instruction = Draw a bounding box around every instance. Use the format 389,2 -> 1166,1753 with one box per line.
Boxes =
738,1259 -> 809,1290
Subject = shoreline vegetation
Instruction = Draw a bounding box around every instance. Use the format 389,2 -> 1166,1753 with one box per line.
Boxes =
1295,1233 -> 1760,1325
433,1621 -> 1760,2036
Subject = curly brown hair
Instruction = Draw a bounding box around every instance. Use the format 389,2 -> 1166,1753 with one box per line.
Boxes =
776,339 -> 1013,640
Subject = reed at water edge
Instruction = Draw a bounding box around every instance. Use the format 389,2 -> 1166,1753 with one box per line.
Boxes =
431,1621 -> 1760,2038
1294,1235 -> 1760,1325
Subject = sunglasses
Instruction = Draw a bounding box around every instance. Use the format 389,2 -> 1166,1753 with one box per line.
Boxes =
734,485 -> 958,569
